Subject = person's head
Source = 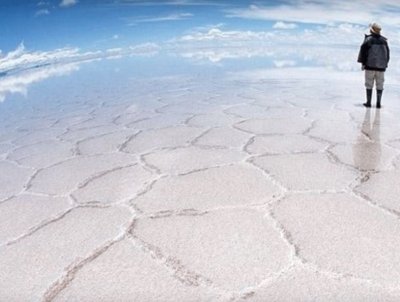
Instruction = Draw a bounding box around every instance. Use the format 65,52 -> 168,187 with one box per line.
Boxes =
370,22 -> 382,35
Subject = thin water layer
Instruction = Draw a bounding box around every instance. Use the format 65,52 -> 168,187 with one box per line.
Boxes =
1,20 -> 400,301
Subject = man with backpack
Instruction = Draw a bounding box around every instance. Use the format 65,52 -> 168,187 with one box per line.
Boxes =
357,22 -> 390,109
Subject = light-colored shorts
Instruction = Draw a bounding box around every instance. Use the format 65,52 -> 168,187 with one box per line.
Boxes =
365,70 -> 385,90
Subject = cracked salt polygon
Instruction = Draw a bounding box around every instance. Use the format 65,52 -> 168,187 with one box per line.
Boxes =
66,117 -> 117,131
113,112 -> 153,126
8,140 -> 74,169
305,108 -> 351,122
235,117 -> 311,135
330,142 -> 397,171
206,93 -> 249,105
53,240 -> 219,302
247,134 -> 327,155
308,120 -> 359,144
0,143 -> 12,154
246,266 -> 400,302
12,127 -> 66,146
157,101 -> 217,115
387,140 -> 400,150
187,113 -> 241,128
143,146 -> 245,175
28,153 -> 137,195
194,127 -> 251,148
273,193 -> 400,287
225,104 -> 269,119
0,129 -> 21,143
263,107 -> 305,119
0,206 -> 131,301
355,169 -> 400,213
127,114 -> 192,130
53,115 -> 92,128
253,153 -> 357,191
0,161 -> 33,200
15,117 -> 57,131
78,130 -> 138,155
134,164 -> 282,212
59,125 -> 119,142
73,164 -> 154,204
0,194 -> 70,243
133,209 -> 291,291
123,126 -> 204,154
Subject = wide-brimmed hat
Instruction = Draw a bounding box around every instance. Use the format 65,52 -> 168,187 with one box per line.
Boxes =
370,22 -> 382,34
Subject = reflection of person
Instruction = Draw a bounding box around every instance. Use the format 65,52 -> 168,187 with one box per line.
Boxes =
352,109 -> 381,171
357,22 -> 390,109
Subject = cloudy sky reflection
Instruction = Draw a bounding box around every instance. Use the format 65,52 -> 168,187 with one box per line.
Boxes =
1,0 -> 400,103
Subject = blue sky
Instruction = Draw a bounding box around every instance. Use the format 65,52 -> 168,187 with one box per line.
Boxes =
4,0 -> 400,53
2,0 -> 400,73
1,0 -> 243,52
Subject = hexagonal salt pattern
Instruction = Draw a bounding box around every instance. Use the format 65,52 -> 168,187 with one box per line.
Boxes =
244,266 -> 400,302
143,146 -> 245,175
0,206 -> 131,301
246,134 -> 327,155
52,240 -> 219,302
2,71 -> 400,301
133,209 -> 292,291
355,169 -> 400,213
72,164 -> 154,204
134,164 -> 282,212
252,153 -> 358,191
273,193 -> 400,288
0,161 -> 33,200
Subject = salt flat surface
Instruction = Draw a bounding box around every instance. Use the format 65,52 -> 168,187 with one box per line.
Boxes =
1,65 -> 400,301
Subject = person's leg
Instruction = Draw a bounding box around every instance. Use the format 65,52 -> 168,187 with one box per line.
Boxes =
376,71 -> 385,109
364,70 -> 374,107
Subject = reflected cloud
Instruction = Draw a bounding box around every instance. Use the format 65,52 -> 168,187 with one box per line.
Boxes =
0,63 -> 80,103
353,109 -> 381,171
0,42 -> 160,102
0,42 -> 160,74
273,60 -> 297,68
170,25 -> 369,69
176,44 -> 360,71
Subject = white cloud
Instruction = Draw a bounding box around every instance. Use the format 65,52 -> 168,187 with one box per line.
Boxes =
118,0 -> 227,7
128,13 -> 193,25
273,21 -> 298,30
37,1 -> 49,6
129,43 -> 160,56
274,60 -> 297,67
35,9 -> 50,16
60,0 -> 78,8
226,2 -> 400,29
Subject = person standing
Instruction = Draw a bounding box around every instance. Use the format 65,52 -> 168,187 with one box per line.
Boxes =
357,22 -> 390,109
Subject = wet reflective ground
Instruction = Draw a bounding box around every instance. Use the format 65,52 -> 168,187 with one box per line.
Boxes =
1,54 -> 400,301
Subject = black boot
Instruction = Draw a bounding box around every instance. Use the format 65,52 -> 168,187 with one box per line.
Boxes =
363,89 -> 372,108
376,89 -> 383,109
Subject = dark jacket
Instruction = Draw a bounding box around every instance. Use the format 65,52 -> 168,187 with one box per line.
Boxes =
358,33 -> 390,71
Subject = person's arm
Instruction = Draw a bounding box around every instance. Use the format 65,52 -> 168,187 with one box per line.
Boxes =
357,36 -> 369,64
386,43 -> 390,64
